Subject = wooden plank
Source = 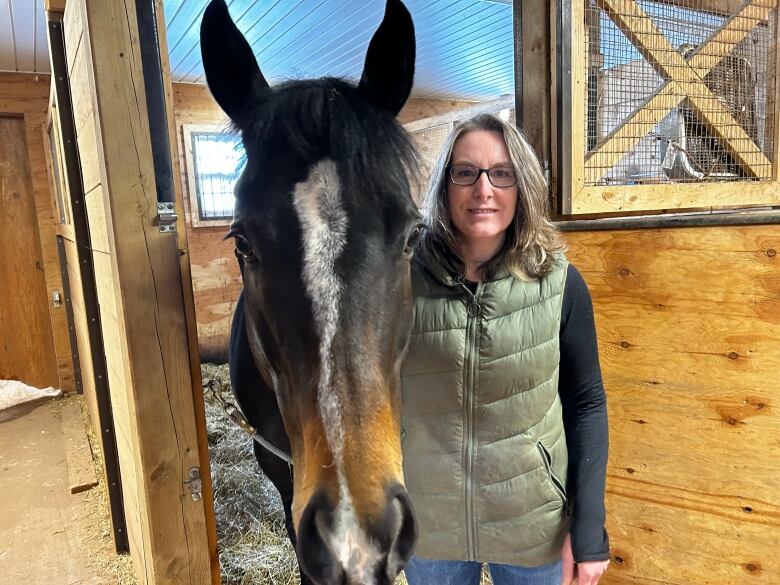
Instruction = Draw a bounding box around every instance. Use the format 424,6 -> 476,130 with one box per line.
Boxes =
565,224 -> 780,584
84,185 -> 110,254
0,73 -> 74,393
572,179 -> 780,213
516,0 -> 552,162
63,0 -> 84,77
654,0 -> 753,16
602,491 -> 778,584
45,0 -> 67,12
583,0 -> 773,186
0,117 -> 60,389
398,97 -> 477,125
26,109 -> 76,394
82,0 -> 213,582
69,38 -> 94,135
63,236 -> 100,444
403,95 -> 514,133
75,111 -> 101,194
770,5 -> 780,182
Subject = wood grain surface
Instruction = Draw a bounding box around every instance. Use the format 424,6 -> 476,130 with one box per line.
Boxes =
566,224 -> 780,584
0,73 -> 74,392
0,116 -> 60,389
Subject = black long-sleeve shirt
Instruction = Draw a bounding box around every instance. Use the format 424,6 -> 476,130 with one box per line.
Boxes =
558,264 -> 610,563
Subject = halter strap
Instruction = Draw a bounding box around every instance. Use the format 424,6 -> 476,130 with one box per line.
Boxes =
204,379 -> 293,466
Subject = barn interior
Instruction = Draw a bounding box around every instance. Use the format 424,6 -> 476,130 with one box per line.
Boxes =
0,1 -> 778,584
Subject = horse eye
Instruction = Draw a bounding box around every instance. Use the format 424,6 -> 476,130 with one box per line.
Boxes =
404,225 -> 423,257
234,234 -> 256,260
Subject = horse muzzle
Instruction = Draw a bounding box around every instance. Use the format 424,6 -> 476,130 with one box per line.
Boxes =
296,483 -> 417,585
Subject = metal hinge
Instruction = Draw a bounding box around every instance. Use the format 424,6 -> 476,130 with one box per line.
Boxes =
157,202 -> 177,233
184,467 -> 202,501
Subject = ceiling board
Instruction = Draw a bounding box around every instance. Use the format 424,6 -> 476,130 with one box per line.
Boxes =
0,0 -> 515,100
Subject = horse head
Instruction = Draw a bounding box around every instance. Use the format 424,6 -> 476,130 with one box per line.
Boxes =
200,1 -> 420,583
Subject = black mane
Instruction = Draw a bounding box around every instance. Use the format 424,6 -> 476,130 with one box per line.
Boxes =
239,77 -> 418,197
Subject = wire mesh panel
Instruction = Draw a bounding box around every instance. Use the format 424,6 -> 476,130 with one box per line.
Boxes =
584,0 -> 777,186
408,123 -> 453,203
190,131 -> 245,220
406,106 -> 515,202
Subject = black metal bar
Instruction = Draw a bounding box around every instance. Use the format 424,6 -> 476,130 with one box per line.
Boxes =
48,16 -> 129,555
555,0 -> 566,215
56,235 -> 83,395
554,208 -> 780,231
134,0 -> 175,204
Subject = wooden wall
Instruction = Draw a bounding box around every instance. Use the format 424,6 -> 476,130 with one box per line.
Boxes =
0,72 -> 74,392
565,224 -> 779,584
172,82 -> 474,362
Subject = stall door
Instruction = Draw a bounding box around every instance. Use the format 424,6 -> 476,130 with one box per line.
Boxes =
0,117 -> 58,388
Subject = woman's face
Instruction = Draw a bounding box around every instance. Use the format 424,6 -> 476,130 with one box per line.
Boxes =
447,130 -> 518,251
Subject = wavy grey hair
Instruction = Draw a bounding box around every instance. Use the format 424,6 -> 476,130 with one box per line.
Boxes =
417,113 -> 565,281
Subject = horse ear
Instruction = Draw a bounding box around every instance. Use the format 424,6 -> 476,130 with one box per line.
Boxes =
358,0 -> 416,116
200,0 -> 269,124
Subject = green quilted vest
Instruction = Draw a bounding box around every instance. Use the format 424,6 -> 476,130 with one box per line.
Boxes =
401,254 -> 570,567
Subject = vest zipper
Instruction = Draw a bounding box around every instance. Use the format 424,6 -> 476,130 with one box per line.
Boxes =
456,277 -> 482,560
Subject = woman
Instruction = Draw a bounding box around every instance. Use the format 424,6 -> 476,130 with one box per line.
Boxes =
401,114 -> 610,585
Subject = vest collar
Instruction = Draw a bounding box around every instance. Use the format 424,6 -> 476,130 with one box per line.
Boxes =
413,253 -> 512,289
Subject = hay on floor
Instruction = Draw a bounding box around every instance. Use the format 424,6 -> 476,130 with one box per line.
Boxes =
201,363 -> 299,585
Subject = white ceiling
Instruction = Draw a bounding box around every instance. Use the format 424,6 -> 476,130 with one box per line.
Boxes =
0,0 -> 515,100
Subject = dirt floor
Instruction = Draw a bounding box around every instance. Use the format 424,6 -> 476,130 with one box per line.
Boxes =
0,394 -> 135,585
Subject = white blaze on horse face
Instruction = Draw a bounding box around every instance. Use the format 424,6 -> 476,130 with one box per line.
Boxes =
291,159 -> 346,463
292,160 -> 381,582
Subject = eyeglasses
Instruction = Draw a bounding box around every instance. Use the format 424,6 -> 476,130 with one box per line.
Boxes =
447,164 -> 517,188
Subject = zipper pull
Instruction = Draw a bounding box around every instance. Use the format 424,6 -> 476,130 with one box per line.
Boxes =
454,275 -> 482,317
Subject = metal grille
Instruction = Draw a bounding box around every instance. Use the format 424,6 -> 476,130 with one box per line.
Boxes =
585,0 -> 776,186
191,132 -> 245,220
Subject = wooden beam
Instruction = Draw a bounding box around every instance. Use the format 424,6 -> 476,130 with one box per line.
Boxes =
771,2 -> 780,182
403,95 -> 514,133
73,0 -> 213,581
45,0 -> 66,12
585,0 -> 773,183
154,9 -> 221,585
515,0 -> 552,163
572,180 -> 780,214
653,0 -> 756,16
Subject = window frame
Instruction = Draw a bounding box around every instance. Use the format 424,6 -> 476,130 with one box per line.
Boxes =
181,123 -> 242,228
551,0 -> 780,219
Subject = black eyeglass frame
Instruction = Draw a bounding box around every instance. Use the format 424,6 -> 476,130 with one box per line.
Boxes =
446,164 -> 518,188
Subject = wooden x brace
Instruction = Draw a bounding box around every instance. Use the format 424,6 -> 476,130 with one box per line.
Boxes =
585,0 -> 775,184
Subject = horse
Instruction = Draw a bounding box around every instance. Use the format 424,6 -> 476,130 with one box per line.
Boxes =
200,1 -> 421,583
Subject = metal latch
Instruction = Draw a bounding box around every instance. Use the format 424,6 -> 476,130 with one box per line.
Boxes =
157,202 -> 177,233
184,467 -> 202,501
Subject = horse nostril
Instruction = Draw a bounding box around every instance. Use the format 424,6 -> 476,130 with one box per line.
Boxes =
297,491 -> 343,585
384,486 -> 418,581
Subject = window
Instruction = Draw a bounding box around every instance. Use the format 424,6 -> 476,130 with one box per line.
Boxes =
182,124 -> 245,226
554,0 -> 779,217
